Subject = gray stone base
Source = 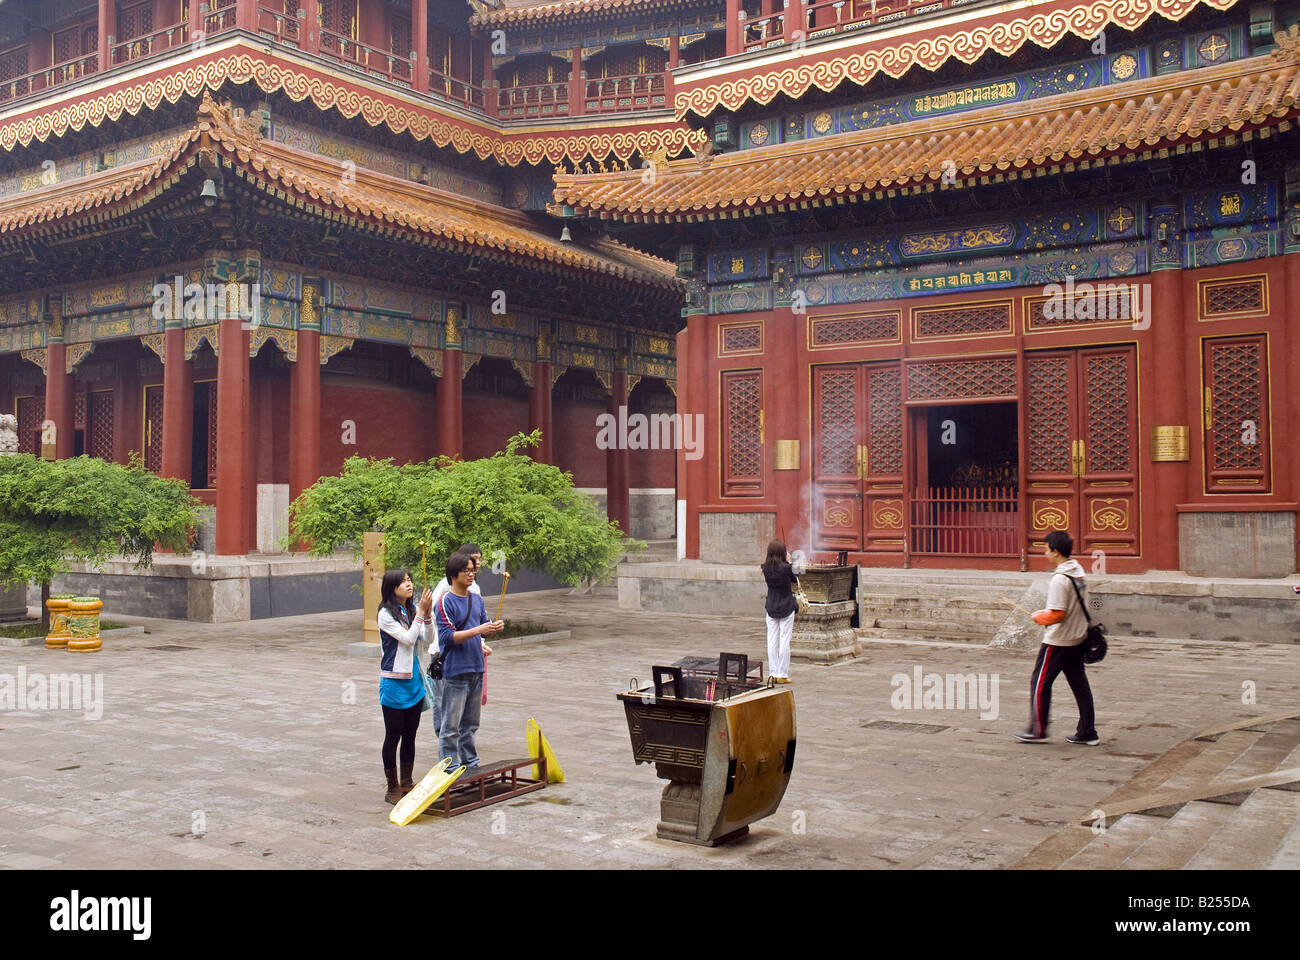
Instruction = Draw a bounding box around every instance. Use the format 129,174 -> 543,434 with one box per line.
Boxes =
1179,511 -> 1296,578
791,600 -> 861,664
347,641 -> 381,658
699,512 -> 775,564
0,584 -> 26,622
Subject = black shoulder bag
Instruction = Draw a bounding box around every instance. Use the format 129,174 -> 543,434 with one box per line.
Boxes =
428,596 -> 472,681
1066,576 -> 1108,664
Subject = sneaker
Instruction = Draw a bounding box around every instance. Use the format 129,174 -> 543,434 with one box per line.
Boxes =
1015,729 -> 1049,743
1066,733 -> 1100,745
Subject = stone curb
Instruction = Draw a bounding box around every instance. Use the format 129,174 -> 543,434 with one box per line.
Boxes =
0,625 -> 146,648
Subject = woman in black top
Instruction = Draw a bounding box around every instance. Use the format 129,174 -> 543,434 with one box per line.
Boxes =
761,539 -> 797,683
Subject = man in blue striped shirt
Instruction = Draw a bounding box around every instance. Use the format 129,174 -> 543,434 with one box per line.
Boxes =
435,552 -> 504,769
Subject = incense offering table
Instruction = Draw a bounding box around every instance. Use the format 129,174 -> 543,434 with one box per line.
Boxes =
617,653 -> 796,846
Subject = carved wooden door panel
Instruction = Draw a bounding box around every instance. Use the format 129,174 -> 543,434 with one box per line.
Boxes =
1077,346 -> 1140,557
1024,346 -> 1139,558
15,396 -> 43,456
89,390 -> 114,461
1202,334 -> 1270,494
861,364 -> 904,552
812,364 -> 863,551
812,362 -> 903,553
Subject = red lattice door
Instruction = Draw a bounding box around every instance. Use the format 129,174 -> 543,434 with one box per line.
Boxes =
143,385 -> 164,473
812,363 -> 904,553
15,396 -> 43,455
1024,346 -> 1139,558
721,369 -> 763,497
813,364 -> 863,550
89,391 -> 114,461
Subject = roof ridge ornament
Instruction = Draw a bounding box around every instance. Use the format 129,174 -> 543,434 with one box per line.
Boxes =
1274,24 -> 1300,64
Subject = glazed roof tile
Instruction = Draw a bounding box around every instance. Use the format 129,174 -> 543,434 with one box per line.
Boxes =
554,53 -> 1300,221
0,95 -> 680,292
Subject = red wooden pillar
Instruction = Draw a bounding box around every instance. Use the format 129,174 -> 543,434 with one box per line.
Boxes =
607,355 -> 631,535
438,305 -> 464,459
726,0 -> 742,55
411,0 -> 429,93
215,314 -> 251,554
44,347 -> 75,459
290,328 -> 321,507
568,47 -> 583,116
300,0 -> 320,54
788,0 -> 806,41
1149,266 -> 1186,570
529,363 -> 553,464
160,326 -> 194,482
680,314 -> 709,558
98,0 -> 115,71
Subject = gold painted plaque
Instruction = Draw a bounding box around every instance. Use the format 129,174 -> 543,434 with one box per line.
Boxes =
1151,425 -> 1189,461
774,440 -> 799,471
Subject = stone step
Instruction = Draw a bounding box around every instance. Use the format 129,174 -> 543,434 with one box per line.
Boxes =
1158,729 -> 1262,793
623,539 -> 677,563
1212,720 -> 1300,782
857,582 -> 1033,598
1267,811 -> 1300,869
1183,788 -> 1300,869
1119,801 -> 1236,870
858,626 -> 993,645
871,617 -> 998,636
1061,813 -> 1169,869
858,593 -> 1014,610
859,605 -> 1012,625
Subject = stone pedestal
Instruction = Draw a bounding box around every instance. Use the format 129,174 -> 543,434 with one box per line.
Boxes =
0,585 -> 26,622
658,779 -> 747,846
791,600 -> 860,664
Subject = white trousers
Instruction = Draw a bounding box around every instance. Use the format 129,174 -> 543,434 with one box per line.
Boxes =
766,612 -> 793,679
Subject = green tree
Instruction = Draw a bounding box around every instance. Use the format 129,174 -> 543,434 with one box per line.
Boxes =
0,454 -> 201,628
289,431 -> 638,587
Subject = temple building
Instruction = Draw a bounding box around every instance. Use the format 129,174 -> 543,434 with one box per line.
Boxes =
2,0 -> 1299,623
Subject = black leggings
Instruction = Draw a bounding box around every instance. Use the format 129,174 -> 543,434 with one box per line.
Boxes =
381,703 -> 422,768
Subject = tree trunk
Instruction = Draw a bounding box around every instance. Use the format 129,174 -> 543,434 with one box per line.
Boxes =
40,580 -> 50,632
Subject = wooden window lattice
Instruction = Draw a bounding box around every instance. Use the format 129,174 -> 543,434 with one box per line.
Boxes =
721,323 -> 761,354
1203,278 -> 1266,318
812,312 -> 898,346
914,303 -> 1011,338
1027,291 -> 1133,328
89,392 -> 113,460
722,370 -> 762,496
1205,336 -> 1268,490
118,2 -> 154,43
16,396 -> 43,455
906,358 -> 1017,401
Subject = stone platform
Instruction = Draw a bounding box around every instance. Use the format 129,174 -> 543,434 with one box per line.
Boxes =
618,561 -> 1300,646
24,553 -> 562,624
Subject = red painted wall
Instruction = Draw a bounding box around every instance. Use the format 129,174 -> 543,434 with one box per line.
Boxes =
553,397 -> 606,486
319,375 -> 435,475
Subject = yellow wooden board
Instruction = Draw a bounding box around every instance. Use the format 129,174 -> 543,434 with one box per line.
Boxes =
388,757 -> 466,826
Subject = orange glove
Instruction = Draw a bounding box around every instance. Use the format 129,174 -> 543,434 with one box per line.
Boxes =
1033,608 -> 1066,626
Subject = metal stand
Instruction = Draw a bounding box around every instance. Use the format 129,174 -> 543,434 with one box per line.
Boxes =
422,755 -> 548,818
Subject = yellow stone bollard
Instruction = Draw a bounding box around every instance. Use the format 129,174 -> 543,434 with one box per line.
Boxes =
45,594 -> 77,649
66,596 -> 103,652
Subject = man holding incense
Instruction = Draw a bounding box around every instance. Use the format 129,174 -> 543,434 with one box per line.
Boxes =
435,551 -> 504,770
429,544 -> 493,734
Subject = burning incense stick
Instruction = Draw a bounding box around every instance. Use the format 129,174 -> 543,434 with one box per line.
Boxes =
495,571 -> 511,621
419,539 -> 427,592
998,595 -> 1035,617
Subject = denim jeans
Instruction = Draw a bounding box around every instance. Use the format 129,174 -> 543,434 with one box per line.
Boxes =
438,671 -> 483,768
430,676 -> 443,738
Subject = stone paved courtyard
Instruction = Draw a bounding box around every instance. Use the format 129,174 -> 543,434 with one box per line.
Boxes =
2,588 -> 1298,870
